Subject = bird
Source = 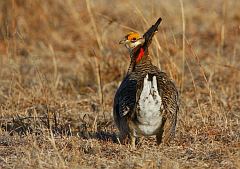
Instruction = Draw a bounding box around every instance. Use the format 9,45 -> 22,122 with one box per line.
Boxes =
113,18 -> 179,148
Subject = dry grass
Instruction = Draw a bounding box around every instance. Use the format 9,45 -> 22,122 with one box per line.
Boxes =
0,0 -> 240,168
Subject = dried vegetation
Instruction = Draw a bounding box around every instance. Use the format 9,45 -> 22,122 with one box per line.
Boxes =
0,0 -> 240,168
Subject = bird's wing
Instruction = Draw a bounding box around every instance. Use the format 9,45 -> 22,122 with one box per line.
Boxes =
152,69 -> 179,141
114,75 -> 139,118
155,70 -> 179,120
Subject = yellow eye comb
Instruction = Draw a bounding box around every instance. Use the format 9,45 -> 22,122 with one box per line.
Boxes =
126,32 -> 140,41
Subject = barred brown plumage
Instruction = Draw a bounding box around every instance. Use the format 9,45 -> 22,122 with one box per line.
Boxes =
114,18 -> 179,148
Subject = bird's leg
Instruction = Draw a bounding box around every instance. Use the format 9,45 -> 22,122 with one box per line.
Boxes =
130,134 -> 136,149
156,128 -> 164,145
156,117 -> 166,145
116,134 -> 121,145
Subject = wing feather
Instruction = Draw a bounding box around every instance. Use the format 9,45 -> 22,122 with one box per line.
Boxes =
155,70 -> 179,117
114,76 -> 138,118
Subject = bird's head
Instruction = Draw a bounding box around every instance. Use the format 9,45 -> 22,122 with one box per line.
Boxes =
119,32 -> 145,52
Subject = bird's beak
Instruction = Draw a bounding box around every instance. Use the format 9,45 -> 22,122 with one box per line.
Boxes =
119,39 -> 127,44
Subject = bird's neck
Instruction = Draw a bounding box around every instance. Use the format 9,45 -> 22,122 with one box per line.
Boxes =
127,46 -> 152,74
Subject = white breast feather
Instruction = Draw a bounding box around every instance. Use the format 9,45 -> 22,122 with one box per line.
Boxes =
137,74 -> 163,136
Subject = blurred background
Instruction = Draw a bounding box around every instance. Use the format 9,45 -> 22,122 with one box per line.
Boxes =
1,0 -> 240,135
1,0 -> 239,117
0,0 -> 240,168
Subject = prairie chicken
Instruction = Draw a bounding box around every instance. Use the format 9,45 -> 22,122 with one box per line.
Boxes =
113,18 -> 179,148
